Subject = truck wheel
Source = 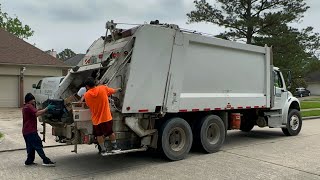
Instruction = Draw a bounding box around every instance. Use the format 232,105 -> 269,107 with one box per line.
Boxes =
194,115 -> 225,153
160,117 -> 193,161
282,109 -> 302,136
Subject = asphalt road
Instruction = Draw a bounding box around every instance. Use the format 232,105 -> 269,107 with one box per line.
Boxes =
1,116 -> 320,180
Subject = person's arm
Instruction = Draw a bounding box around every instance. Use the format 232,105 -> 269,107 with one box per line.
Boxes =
35,104 -> 55,117
104,85 -> 121,96
79,95 -> 85,103
35,107 -> 48,117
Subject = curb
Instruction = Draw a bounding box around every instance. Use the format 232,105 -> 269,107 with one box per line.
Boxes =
302,116 -> 320,120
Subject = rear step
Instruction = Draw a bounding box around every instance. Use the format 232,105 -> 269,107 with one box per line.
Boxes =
101,147 -> 147,156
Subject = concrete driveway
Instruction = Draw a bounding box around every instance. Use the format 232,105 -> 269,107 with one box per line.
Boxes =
0,108 -> 59,151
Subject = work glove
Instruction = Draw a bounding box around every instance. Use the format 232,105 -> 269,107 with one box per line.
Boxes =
47,103 -> 56,111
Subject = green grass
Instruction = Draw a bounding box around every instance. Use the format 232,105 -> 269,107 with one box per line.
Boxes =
302,110 -> 320,117
0,132 -> 3,139
303,98 -> 320,101
300,101 -> 320,109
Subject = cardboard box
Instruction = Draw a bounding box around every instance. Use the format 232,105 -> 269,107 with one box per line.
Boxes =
64,94 -> 80,112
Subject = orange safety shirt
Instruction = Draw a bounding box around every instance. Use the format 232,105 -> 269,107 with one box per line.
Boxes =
84,85 -> 116,125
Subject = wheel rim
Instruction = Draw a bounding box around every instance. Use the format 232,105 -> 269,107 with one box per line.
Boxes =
206,123 -> 220,145
169,127 -> 186,152
290,115 -> 300,131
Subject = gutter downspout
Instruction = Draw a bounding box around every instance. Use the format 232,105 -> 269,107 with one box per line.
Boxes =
19,67 -> 26,107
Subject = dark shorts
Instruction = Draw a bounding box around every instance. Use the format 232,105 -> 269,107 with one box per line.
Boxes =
93,120 -> 113,137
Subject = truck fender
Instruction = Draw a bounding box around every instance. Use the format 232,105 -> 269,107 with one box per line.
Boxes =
282,97 -> 301,125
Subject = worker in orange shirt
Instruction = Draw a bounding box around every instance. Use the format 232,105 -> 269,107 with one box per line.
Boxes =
82,77 -> 122,155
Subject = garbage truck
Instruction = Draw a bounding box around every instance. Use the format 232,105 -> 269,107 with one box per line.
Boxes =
36,20 -> 302,161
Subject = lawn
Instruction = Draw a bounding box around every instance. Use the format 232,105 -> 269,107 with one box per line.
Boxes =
302,110 -> 320,117
0,132 -> 3,139
300,101 -> 320,109
302,98 -> 320,101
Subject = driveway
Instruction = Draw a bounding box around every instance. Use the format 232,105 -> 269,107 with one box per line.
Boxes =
0,108 -> 59,151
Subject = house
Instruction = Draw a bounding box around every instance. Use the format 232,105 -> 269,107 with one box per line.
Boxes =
64,54 -> 85,66
0,28 -> 70,107
305,71 -> 320,95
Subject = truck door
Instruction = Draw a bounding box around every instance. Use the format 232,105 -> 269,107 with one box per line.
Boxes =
272,70 -> 288,110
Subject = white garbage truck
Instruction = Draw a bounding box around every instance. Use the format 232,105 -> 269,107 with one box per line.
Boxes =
37,20 -> 302,161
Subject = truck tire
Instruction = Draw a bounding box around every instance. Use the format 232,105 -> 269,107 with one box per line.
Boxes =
282,109 -> 302,136
159,117 -> 193,161
194,115 -> 225,153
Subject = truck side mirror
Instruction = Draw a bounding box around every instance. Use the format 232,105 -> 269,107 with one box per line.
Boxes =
32,84 -> 37,88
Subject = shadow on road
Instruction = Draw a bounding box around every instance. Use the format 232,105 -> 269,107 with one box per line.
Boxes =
47,128 -> 289,178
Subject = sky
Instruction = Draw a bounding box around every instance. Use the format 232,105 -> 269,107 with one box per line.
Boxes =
1,0 -> 320,54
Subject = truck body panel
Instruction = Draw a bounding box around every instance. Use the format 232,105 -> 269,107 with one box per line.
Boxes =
165,32 -> 270,113
121,25 -> 175,113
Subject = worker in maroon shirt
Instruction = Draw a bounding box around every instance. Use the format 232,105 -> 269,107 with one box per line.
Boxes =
22,93 -> 56,166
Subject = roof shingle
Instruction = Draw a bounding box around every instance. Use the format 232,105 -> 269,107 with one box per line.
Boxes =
64,54 -> 85,66
0,28 -> 68,67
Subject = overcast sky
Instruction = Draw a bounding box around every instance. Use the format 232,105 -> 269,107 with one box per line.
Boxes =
1,0 -> 319,54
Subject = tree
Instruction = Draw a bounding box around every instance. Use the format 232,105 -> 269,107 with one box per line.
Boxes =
187,0 -> 320,90
57,49 -> 76,61
0,4 -> 34,39
187,0 -> 309,44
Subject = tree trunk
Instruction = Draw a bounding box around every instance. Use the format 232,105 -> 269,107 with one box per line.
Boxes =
246,0 -> 253,44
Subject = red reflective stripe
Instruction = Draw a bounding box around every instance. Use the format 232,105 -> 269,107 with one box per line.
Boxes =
214,108 -> 222,110
179,109 -> 188,112
204,108 -> 211,111
192,109 -> 199,112
246,106 -> 251,109
254,106 -> 259,108
138,109 -> 148,113
238,106 -> 243,109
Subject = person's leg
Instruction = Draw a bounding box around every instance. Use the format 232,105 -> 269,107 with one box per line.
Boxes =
31,133 -> 51,164
97,135 -> 106,151
109,133 -> 116,141
94,124 -> 107,153
104,121 -> 120,151
24,135 -> 35,165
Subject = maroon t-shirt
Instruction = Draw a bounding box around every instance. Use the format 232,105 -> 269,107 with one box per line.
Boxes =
22,103 -> 38,135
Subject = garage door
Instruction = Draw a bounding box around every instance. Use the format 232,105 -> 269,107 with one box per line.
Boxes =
0,75 -> 19,107
24,76 -> 45,97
